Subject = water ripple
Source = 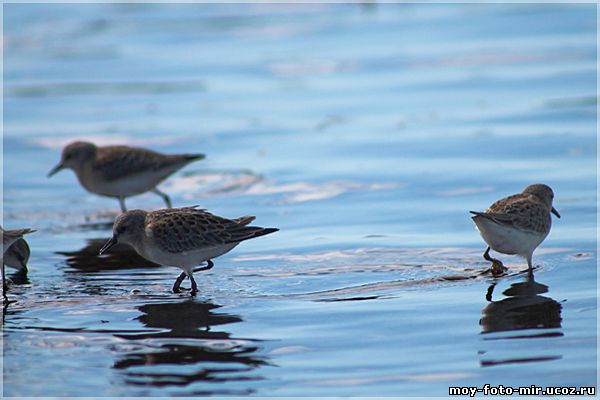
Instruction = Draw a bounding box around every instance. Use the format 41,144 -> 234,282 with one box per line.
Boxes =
6,80 -> 206,98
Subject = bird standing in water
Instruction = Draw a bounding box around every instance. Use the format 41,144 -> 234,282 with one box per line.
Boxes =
48,141 -> 205,211
471,184 -> 560,275
99,206 -> 278,295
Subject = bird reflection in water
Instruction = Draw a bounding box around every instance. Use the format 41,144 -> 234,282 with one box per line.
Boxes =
113,300 -> 268,394
479,269 -> 563,367
56,238 -> 161,272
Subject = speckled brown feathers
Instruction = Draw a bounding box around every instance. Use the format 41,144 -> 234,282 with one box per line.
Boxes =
48,141 -> 206,211
146,206 -> 278,253
100,206 -> 278,294
470,183 -> 560,271
479,193 -> 552,234
94,146 -> 204,181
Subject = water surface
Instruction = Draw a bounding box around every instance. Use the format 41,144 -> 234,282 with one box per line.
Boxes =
2,3 -> 596,396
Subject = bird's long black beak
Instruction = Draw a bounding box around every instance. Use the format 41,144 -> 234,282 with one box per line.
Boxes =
99,236 -> 118,255
47,162 -> 64,177
551,207 -> 561,218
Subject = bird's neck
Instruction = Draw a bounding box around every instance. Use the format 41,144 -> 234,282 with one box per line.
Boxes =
72,163 -> 96,191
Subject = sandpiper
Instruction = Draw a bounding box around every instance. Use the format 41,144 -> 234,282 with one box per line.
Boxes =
470,184 -> 560,275
2,226 -> 35,256
99,206 -> 278,294
4,238 -> 30,273
48,141 -> 205,211
2,226 -> 35,300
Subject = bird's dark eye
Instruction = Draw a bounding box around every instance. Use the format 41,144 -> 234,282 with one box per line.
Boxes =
117,226 -> 126,234
65,154 -> 72,160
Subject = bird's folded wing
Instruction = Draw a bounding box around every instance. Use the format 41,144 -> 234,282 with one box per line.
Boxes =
470,210 -> 515,226
150,205 -> 204,217
149,210 -> 263,253
232,216 -> 256,226
95,147 -> 186,181
471,201 -> 549,233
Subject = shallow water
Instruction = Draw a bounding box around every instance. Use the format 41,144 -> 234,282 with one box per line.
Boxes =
2,3 -> 597,397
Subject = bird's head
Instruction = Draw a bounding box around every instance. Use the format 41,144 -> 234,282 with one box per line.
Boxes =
99,209 -> 148,255
523,183 -> 560,218
48,141 -> 97,177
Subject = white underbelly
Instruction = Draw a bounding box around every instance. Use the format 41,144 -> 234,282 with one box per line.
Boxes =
78,170 -> 171,197
473,217 -> 547,256
139,241 -> 239,272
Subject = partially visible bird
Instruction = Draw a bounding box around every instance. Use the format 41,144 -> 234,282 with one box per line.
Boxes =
470,183 -> 560,275
99,206 -> 278,295
4,238 -> 30,273
2,226 -> 35,255
1,226 -> 35,300
48,141 -> 205,211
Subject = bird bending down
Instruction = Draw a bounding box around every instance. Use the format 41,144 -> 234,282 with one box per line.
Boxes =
470,184 -> 560,275
99,206 -> 278,295
1,226 -> 35,301
48,141 -> 205,212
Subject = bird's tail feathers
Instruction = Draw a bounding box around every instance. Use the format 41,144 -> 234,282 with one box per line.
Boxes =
255,227 -> 279,237
184,153 -> 206,162
229,227 -> 279,243
233,216 -> 256,226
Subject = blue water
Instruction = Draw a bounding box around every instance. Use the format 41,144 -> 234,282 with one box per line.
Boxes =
2,3 -> 597,396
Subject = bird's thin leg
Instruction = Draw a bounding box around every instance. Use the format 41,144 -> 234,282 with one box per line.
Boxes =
172,272 -> 187,293
483,247 -> 494,262
189,274 -> 198,295
193,259 -> 214,273
118,196 -> 127,212
1,262 -> 8,303
526,254 -> 534,270
483,247 -> 507,276
152,188 -> 172,208
3,300 -> 8,321
526,266 -> 535,283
